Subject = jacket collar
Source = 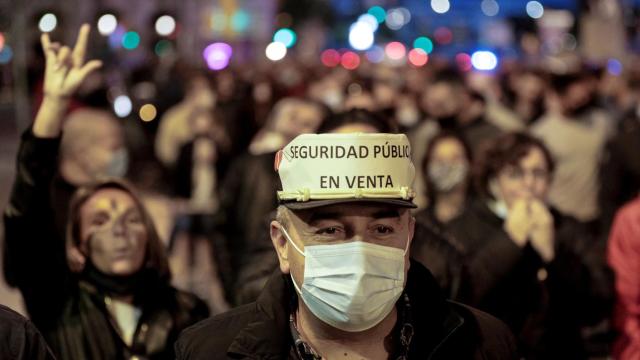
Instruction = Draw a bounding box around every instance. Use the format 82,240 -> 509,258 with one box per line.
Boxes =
227,260 -> 465,359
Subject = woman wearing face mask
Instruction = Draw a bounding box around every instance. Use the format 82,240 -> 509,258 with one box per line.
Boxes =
410,131 -> 473,300
3,25 -> 209,359
449,132 -> 607,359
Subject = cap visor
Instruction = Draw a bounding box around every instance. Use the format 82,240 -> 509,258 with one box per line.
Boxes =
281,198 -> 417,210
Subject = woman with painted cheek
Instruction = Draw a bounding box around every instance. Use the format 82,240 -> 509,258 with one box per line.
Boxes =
449,132 -> 608,359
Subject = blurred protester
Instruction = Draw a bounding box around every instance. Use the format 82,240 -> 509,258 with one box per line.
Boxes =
155,73 -> 228,169
0,304 -> 55,360
216,97 -> 326,295
598,76 -> 640,234
411,70 -> 501,207
449,132 -> 607,359
176,132 -> 517,359
608,197 -> 640,360
531,72 -> 616,224
488,68 -> 548,131
3,25 -> 208,359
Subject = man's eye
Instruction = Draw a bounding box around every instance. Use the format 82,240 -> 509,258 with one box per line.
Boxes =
317,227 -> 340,235
91,216 -> 108,226
375,225 -> 393,234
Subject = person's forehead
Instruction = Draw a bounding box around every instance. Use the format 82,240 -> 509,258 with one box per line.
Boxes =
82,188 -> 136,214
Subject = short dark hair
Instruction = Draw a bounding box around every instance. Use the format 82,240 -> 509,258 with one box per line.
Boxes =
317,108 -> 396,134
474,132 -> 555,200
66,179 -> 171,283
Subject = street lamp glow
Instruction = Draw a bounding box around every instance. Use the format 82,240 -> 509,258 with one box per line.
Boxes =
97,14 -> 118,36
349,22 -> 375,51
155,15 -> 176,36
471,51 -> 498,71
38,13 -> 58,33
431,0 -> 451,14
265,42 -> 287,61
526,1 -> 544,19
114,95 -> 132,118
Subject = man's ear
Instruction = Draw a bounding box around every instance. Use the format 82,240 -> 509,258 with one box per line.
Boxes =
270,221 -> 290,274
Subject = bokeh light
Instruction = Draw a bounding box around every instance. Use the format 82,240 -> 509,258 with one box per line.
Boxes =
526,1 -> 544,19
357,14 -> 379,32
122,31 -> 141,50
97,14 -> 118,36
349,22 -> 375,51
366,45 -> 385,63
431,0 -> 451,14
38,13 -> 58,33
114,95 -> 132,118
471,50 -> 498,71
203,42 -> 232,70
607,58 -> 623,76
0,45 -> 13,64
0,33 -> 5,51
231,10 -> 251,32
385,42 -> 406,60
108,26 -> 126,49
155,40 -> 173,57
321,49 -> 341,67
265,42 -> 287,61
367,6 -> 386,24
155,15 -> 176,36
456,53 -> 473,72
413,37 -> 434,54
481,0 -> 500,17
273,28 -> 297,48
408,49 -> 428,67
341,51 -> 360,70
385,8 -> 410,31
139,104 -> 158,122
434,27 -> 453,44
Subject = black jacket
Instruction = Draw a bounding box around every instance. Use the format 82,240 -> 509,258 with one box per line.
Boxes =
3,130 -> 209,360
0,304 -> 55,360
449,199 -> 607,359
175,260 -> 518,359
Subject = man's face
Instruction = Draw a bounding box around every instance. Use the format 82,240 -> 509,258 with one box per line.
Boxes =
79,188 -> 148,275
79,122 -> 126,178
275,103 -> 324,140
271,203 -> 415,290
494,146 -> 551,208
421,82 -> 462,119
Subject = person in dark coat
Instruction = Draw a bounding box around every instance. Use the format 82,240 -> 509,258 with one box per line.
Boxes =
176,132 -> 517,359
3,24 -> 208,360
449,132 -> 608,359
0,304 -> 56,360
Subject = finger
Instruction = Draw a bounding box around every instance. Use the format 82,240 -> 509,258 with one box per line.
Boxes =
40,34 -> 57,66
56,46 -> 71,69
72,24 -> 90,68
77,60 -> 102,80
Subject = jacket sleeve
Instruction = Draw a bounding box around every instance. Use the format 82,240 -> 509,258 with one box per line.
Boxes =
3,129 -> 70,326
608,201 -> 640,359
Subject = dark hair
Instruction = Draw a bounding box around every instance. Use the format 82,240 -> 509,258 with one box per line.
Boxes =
422,131 -> 473,203
474,132 -> 555,200
66,179 -> 171,283
317,108 -> 396,134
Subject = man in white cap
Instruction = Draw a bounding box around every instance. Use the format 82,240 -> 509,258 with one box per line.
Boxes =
175,133 -> 518,359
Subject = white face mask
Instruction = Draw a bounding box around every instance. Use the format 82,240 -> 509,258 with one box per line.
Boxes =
281,226 -> 409,332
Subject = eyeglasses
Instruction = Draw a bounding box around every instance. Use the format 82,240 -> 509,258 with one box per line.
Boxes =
502,166 -> 549,182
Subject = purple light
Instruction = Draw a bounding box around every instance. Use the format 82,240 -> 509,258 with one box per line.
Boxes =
203,42 -> 232,70
108,26 -> 126,49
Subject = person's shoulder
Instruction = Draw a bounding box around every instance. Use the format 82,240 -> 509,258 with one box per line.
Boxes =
448,301 -> 518,357
175,302 -> 256,360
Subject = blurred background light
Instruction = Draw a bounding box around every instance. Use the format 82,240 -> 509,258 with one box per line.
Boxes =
0,45 -> 13,64
385,8 -> 408,30
413,36 -> 434,54
434,27 -> 453,44
97,14 -> 118,36
357,14 -> 379,32
273,28 -> 297,48
203,42 -> 232,70
408,48 -> 428,67
431,0 -> 451,14
321,49 -> 341,67
231,10 -> 251,32
139,104 -> 158,122
367,6 -> 386,23
481,0 -> 500,17
385,41 -> 406,60
526,1 -> 544,19
122,31 -> 140,50
155,15 -> 176,36
471,50 -> 498,70
340,51 -> 360,70
456,53 -> 473,71
607,58 -> 623,76
38,13 -> 58,33
365,45 -> 385,63
349,21 -> 375,51
265,41 -> 287,61
113,95 -> 132,118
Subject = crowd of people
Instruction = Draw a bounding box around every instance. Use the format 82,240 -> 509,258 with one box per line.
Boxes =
3,22 -> 640,359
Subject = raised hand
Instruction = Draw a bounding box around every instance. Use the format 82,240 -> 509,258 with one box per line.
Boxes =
528,199 -> 555,262
33,24 -> 102,138
503,199 -> 531,248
